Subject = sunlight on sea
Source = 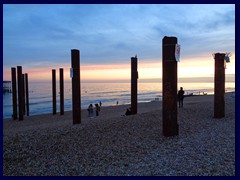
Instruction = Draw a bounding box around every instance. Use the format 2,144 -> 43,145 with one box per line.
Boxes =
3,81 -> 235,119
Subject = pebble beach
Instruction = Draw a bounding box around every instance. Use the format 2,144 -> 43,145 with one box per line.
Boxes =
3,93 -> 235,176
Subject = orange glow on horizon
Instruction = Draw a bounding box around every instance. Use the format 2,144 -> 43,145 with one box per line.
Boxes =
3,56 -> 235,82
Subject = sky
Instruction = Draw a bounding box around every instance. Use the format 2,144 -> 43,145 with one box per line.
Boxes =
3,4 -> 235,82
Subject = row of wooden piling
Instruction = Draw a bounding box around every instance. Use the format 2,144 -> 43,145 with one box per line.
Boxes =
51,50 -> 135,125
69,43 -> 227,138
10,37 -> 227,138
161,37 -> 227,136
11,66 -> 29,120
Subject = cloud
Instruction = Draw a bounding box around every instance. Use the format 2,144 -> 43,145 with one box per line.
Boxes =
3,4 -> 235,74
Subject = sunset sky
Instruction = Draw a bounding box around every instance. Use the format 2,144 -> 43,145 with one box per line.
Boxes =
3,4 -> 235,82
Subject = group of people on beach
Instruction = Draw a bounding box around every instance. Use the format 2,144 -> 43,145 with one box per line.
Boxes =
87,87 -> 185,119
123,87 -> 184,116
87,101 -> 101,119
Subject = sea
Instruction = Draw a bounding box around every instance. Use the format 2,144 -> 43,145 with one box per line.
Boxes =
3,81 -> 235,119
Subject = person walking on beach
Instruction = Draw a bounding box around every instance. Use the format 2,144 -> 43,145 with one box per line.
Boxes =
95,104 -> 100,116
88,104 -> 94,118
99,101 -> 102,107
178,87 -> 185,108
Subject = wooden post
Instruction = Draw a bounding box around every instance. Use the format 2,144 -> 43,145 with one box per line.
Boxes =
25,73 -> 29,116
131,56 -> 138,114
17,66 -> 24,120
11,67 -> 17,120
60,68 -> 64,115
214,53 -> 225,118
52,69 -> 57,115
162,36 -> 178,137
71,49 -> 81,124
22,74 -> 25,115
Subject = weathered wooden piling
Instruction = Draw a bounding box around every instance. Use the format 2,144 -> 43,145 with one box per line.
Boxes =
162,36 -> 178,137
131,56 -> 138,115
17,66 -> 24,120
60,68 -> 64,115
214,53 -> 225,118
22,74 -> 25,115
25,73 -> 29,116
11,67 -> 17,120
52,69 -> 57,115
71,49 -> 81,124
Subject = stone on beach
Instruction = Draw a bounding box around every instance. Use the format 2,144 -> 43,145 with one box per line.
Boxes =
3,93 -> 235,176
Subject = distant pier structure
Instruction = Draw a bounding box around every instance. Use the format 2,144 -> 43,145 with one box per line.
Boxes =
3,81 -> 11,93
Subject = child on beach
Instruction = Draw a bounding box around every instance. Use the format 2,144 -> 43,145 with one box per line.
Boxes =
88,104 -> 94,118
95,104 -> 100,116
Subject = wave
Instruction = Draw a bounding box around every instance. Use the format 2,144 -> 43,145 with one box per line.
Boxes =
3,82 -> 235,119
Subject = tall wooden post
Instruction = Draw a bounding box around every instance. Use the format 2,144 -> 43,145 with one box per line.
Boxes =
162,36 -> 178,137
60,68 -> 64,115
131,56 -> 138,115
25,73 -> 29,116
22,74 -> 25,115
17,66 -> 24,120
214,53 -> 225,118
52,69 -> 57,115
11,67 -> 17,120
71,49 -> 81,124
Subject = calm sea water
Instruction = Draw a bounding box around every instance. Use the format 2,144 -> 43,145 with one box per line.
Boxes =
3,81 -> 235,119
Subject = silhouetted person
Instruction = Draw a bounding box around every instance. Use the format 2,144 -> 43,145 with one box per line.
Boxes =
88,104 -> 94,118
99,101 -> 102,107
87,104 -> 90,117
178,87 -> 185,108
125,108 -> 132,116
95,104 -> 100,116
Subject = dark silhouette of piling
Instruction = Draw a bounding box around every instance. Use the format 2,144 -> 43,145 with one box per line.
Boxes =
214,53 -> 225,118
162,36 -> 178,137
11,67 -> 17,120
22,74 -> 25,115
25,73 -> 29,116
60,68 -> 64,115
71,49 -> 81,124
17,66 -> 24,120
131,56 -> 138,114
52,69 -> 57,115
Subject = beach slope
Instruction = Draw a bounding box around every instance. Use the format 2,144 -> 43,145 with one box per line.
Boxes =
3,93 -> 235,176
